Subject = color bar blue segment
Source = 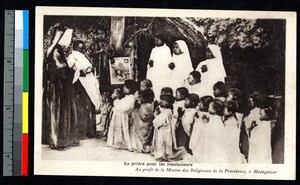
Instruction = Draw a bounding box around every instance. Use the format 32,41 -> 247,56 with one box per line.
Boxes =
23,11 -> 29,49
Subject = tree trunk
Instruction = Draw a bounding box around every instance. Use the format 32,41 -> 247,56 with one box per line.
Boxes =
110,17 -> 125,55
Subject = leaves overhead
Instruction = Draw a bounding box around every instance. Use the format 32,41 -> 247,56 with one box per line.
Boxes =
188,17 -> 269,49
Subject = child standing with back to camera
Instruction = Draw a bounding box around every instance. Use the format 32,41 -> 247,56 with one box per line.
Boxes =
244,91 -> 272,164
152,94 -> 175,161
152,93 -> 187,161
107,80 -> 137,151
102,88 -> 122,140
130,89 -> 155,153
200,99 -> 228,163
180,93 -> 200,154
223,100 -> 246,163
173,87 -> 189,149
189,96 -> 214,162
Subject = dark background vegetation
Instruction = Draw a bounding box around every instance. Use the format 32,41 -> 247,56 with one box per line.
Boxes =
191,18 -> 286,95
44,16 -> 286,96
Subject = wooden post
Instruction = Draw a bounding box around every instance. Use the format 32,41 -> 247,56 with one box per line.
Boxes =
110,17 -> 125,55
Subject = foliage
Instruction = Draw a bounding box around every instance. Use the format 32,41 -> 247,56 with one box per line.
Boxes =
188,17 -> 269,49
43,16 -> 286,95
188,17 -> 286,95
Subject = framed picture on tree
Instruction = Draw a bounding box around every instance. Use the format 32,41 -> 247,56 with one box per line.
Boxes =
110,57 -> 132,84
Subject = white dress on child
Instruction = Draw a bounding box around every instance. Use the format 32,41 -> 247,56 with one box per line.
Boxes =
152,108 -> 174,160
181,108 -> 198,137
189,111 -> 208,160
224,116 -> 246,163
200,114 -> 229,163
245,107 -> 272,164
106,94 -> 135,150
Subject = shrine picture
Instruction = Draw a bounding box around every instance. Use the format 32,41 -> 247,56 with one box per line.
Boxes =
110,57 -> 132,84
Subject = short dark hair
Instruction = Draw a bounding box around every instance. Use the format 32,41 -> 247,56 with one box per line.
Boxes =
160,94 -> 175,109
260,107 -> 276,121
187,93 -> 200,108
113,87 -> 122,93
176,87 -> 189,99
249,91 -> 269,108
211,99 -> 225,116
73,40 -> 85,50
189,71 -> 201,82
225,100 -> 237,113
213,81 -> 227,98
154,33 -> 166,43
228,88 -> 242,100
140,89 -> 155,104
141,79 -> 153,89
200,95 -> 214,112
124,80 -> 138,94
161,87 -> 173,96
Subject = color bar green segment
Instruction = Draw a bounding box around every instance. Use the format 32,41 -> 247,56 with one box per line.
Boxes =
23,50 -> 28,92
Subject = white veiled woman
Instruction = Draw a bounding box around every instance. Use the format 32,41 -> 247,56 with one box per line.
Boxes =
169,40 -> 194,92
195,44 -> 227,95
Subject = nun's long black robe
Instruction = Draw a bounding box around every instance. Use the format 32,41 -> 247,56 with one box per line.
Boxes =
42,45 -> 79,149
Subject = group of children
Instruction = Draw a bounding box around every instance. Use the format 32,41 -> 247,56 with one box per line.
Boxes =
99,78 -> 276,164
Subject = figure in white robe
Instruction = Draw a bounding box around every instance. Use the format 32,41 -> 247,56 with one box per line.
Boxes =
67,50 -> 102,109
147,43 -> 172,100
152,108 -> 174,160
152,107 -> 187,161
195,44 -> 226,95
169,40 -> 194,91
223,116 -> 246,163
201,115 -> 229,163
244,107 -> 272,163
181,107 -> 198,153
106,94 -> 135,150
189,111 -> 209,161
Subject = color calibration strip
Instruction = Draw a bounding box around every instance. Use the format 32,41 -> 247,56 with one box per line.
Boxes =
3,10 -> 29,176
22,10 -> 29,176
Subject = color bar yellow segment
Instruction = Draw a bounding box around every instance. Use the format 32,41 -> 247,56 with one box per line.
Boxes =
22,92 -> 28,134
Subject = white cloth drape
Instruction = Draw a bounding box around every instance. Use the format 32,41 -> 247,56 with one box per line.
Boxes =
67,50 -> 102,109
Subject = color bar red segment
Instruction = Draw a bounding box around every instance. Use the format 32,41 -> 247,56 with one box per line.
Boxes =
21,134 -> 28,176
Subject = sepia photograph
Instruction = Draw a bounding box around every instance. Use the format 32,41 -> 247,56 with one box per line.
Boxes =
34,7 -> 296,179
110,57 -> 132,84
